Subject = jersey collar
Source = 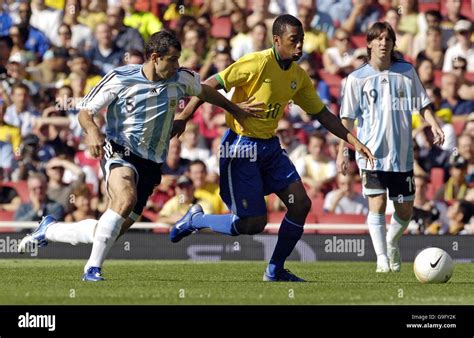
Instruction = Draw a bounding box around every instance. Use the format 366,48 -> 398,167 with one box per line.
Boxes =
272,46 -> 293,70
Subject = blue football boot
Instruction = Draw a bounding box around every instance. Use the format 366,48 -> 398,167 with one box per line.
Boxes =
169,204 -> 203,243
18,215 -> 57,253
82,267 -> 105,282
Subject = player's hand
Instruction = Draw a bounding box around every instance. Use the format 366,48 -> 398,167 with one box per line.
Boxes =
431,126 -> 445,147
237,96 -> 266,115
354,141 -> 376,170
85,128 -> 105,158
170,119 -> 187,139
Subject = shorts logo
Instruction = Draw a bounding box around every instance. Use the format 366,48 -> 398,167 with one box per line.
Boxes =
290,81 -> 297,90
242,199 -> 248,209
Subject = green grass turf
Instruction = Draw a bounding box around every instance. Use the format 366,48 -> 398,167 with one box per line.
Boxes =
1,260 -> 473,305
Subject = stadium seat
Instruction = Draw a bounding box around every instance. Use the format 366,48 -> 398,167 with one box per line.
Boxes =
211,17 -> 232,38
0,210 -> 14,221
351,35 -> 366,48
453,119 -> 466,136
418,0 -> 440,12
316,213 -> 367,224
465,72 -> 474,82
433,69 -> 442,88
430,167 -> 445,194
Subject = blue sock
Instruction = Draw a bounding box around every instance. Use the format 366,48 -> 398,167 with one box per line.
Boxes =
192,214 -> 240,236
267,216 -> 304,276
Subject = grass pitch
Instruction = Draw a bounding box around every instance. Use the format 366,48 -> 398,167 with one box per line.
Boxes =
1,260 -> 473,305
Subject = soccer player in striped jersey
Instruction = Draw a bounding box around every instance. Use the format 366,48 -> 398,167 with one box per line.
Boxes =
338,22 -> 445,273
18,31 -> 259,281
169,15 -> 375,282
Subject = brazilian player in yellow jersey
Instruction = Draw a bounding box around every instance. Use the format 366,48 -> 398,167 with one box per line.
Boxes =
170,15 -> 375,282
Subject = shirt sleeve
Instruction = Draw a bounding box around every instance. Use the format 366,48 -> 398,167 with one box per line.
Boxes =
178,68 -> 202,96
293,73 -> 325,115
216,53 -> 261,92
76,70 -> 123,114
340,74 -> 361,120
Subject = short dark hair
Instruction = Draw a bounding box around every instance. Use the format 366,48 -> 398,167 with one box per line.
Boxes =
0,35 -> 13,49
367,22 -> 397,60
272,14 -> 302,37
145,30 -> 181,60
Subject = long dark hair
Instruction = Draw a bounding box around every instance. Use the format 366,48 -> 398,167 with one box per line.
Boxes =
366,22 -> 397,61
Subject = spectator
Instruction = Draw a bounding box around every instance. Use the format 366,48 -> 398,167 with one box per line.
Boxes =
161,137 -> 190,177
410,173 -> 442,234
247,0 -> 277,30
179,25 -> 208,71
435,154 -> 469,203
443,20 -> 474,73
188,160 -> 226,214
0,98 -> 21,155
5,60 -> 40,96
415,27 -> 444,70
0,36 -> 13,74
276,118 -> 307,164
323,28 -> 355,76
446,200 -> 474,235
14,172 -> 64,221
440,0 -> 469,49
4,83 -> 40,137
86,23 -> 124,76
0,1 -> 13,36
45,156 -> 85,213
29,47 -> 69,87
299,5 -> 328,56
384,7 -> 413,57
120,0 -> 163,41
30,0 -> 62,47
11,134 -> 42,181
323,173 -> 368,214
310,0 -> 335,38
229,9 -> 251,58
107,6 -> 144,53
295,132 -> 337,197
457,133 -> 474,184
0,167 -> 21,212
61,54 -> 101,97
8,24 -> 37,67
180,122 -> 211,162
62,0 -> 94,51
124,49 -> 144,65
16,3 -> 50,58
231,22 -> 270,62
415,57 -> 434,87
65,183 -> 97,222
412,10 -> 442,60
158,175 -> 212,225
440,73 -> 474,116
77,0 -> 108,31
198,0 -> 242,18
452,56 -> 474,101
341,0 -> 381,35
397,0 -> 419,36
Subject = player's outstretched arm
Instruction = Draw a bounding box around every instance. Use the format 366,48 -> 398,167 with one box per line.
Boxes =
78,109 -> 105,159
420,107 -> 445,147
315,106 -> 375,170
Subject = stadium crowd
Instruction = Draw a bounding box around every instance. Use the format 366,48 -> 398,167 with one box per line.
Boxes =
0,0 -> 473,235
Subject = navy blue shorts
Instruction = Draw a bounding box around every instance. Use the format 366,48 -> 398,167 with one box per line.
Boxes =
219,129 -> 301,218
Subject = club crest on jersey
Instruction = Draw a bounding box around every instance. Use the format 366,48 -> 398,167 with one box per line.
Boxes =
398,89 -> 406,98
290,81 -> 297,90
170,99 -> 177,107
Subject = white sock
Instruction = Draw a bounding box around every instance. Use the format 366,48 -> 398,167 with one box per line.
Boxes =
45,219 -> 97,245
387,213 -> 410,247
367,212 -> 387,257
84,209 -> 125,272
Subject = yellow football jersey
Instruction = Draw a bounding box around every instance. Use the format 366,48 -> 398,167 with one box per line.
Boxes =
216,48 -> 325,139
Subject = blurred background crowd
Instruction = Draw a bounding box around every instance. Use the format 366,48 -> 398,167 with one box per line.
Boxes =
0,0 -> 473,235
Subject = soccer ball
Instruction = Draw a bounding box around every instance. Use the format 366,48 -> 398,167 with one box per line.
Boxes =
413,247 -> 454,283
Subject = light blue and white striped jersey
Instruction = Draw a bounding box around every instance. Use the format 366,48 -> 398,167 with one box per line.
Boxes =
340,60 -> 431,172
77,64 -> 202,163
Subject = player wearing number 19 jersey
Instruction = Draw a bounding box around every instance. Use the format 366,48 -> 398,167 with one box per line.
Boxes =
338,22 -> 444,273
170,15 -> 375,282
